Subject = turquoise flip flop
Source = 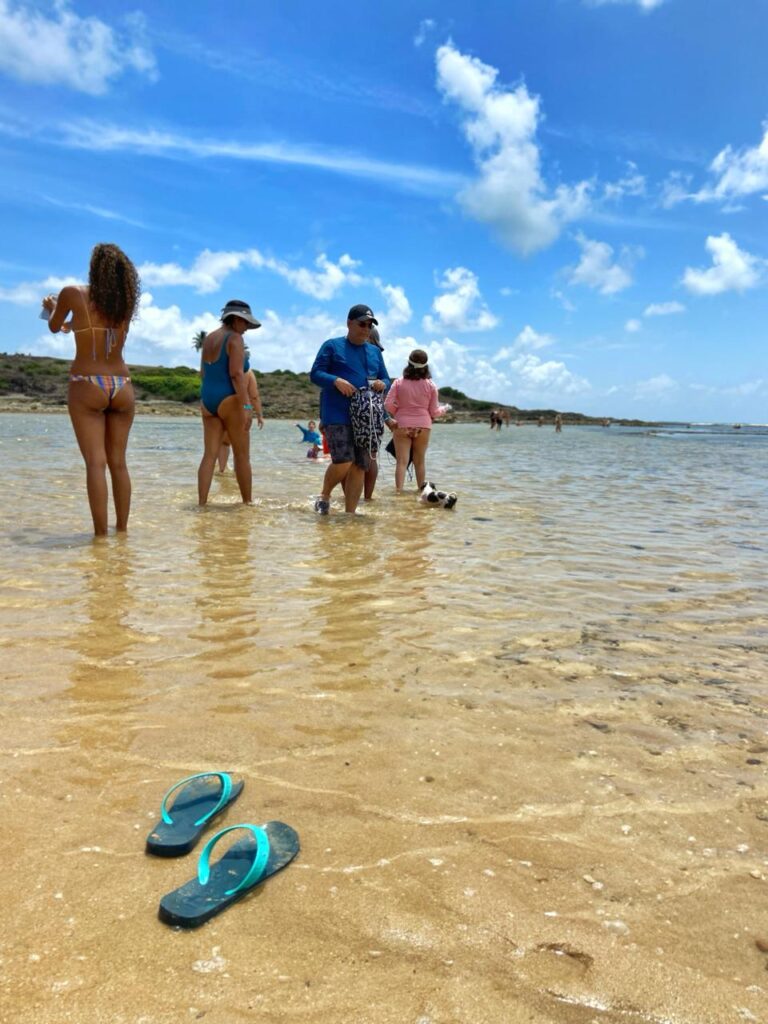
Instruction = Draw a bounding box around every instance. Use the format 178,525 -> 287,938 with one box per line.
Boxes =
158,821 -> 300,928
146,772 -> 244,857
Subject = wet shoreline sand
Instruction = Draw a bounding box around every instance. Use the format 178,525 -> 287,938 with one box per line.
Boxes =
1,415 -> 767,1023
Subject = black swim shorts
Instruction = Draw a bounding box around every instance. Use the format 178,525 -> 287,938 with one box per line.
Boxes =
324,423 -> 375,471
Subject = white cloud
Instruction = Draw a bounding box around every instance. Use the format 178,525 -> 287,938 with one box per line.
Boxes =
401,332 -> 588,404
0,1 -> 156,95
664,125 -> 768,207
276,253 -> 363,300
551,288 -> 576,312
634,374 -> 678,398
139,249 -> 363,300
603,162 -> 646,202
568,233 -> 638,295
586,0 -> 666,10
625,319 -> 642,333
704,125 -> 768,202
659,170 -> 693,208
131,292 -> 220,362
35,119 -> 464,195
139,250 -> 250,295
643,301 -> 685,316
435,42 -> 591,254
492,325 -> 554,362
682,233 -> 763,296
249,309 -> 343,373
485,326 -> 589,398
137,246 -> 412,329
0,274 -> 81,304
422,266 -> 499,333
374,282 -> 412,329
508,352 -> 590,396
41,194 -> 146,227
414,18 -> 435,47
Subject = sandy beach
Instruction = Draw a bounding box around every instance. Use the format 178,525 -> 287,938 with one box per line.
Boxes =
1,415 -> 767,1024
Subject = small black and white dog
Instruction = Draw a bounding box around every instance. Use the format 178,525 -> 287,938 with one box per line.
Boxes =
419,481 -> 458,509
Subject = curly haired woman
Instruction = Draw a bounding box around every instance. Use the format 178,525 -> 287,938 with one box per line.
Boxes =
42,243 -> 141,537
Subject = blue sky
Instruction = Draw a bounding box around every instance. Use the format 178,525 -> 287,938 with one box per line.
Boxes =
0,0 -> 767,422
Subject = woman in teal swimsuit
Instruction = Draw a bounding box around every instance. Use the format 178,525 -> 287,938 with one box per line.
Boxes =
42,243 -> 140,537
198,299 -> 261,505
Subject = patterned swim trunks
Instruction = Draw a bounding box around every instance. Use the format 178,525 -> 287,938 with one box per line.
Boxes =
324,423 -> 375,470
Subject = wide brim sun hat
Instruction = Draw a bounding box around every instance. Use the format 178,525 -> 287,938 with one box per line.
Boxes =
221,300 -> 261,328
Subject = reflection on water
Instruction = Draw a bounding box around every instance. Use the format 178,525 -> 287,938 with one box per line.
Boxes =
0,413 -> 766,712
2,415 -> 768,1024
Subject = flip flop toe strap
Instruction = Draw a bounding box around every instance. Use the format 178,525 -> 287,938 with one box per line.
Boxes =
160,771 -> 233,827
198,824 -> 270,897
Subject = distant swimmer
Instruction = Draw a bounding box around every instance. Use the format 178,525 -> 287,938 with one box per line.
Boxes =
555,413 -> 562,433
42,242 -> 140,537
296,420 -> 321,445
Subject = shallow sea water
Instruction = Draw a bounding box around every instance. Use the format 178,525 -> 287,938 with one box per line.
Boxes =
1,414 -> 767,1024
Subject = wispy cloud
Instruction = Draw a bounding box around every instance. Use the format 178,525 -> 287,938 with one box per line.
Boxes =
0,116 -> 465,195
155,28 -> 436,119
414,19 -> 436,48
0,1 -> 156,95
40,194 -> 146,228
644,301 -> 685,316
662,124 -> 768,207
585,0 -> 666,11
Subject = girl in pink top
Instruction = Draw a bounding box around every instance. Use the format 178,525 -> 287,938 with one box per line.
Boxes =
384,349 -> 449,493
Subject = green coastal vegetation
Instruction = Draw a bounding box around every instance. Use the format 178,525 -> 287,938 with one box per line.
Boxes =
0,352 -> 652,425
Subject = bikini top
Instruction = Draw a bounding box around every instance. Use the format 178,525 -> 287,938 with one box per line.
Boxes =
72,290 -> 126,361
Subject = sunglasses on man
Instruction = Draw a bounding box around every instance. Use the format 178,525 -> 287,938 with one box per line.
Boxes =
354,319 -> 373,327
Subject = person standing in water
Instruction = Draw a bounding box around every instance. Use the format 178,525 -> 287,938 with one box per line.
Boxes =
217,369 -> 264,472
384,349 -> 449,494
309,304 -> 391,515
42,242 -> 141,537
362,325 -> 395,500
198,299 -> 261,505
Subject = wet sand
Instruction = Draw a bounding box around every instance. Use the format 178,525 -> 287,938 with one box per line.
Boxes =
1,415 -> 767,1023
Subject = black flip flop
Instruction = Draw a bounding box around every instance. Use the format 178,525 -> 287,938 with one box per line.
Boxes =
146,772 -> 244,857
158,821 -> 300,928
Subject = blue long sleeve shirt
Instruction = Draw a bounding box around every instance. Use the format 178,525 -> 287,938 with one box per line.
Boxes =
310,336 -> 391,426
296,424 -> 322,444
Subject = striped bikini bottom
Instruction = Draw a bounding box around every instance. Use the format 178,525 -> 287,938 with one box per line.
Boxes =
69,374 -> 131,400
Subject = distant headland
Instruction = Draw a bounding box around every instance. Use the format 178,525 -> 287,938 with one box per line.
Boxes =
0,352 -> 655,425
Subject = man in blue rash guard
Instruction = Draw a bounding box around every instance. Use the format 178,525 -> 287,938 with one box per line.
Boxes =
309,304 -> 393,514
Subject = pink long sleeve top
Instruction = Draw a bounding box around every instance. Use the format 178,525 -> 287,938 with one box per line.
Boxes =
384,377 -> 447,429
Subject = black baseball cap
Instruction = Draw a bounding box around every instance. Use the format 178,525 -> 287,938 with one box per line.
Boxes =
347,304 -> 378,325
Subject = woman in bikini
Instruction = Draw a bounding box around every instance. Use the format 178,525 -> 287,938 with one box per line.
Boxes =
197,299 -> 261,505
384,349 -> 449,494
42,243 -> 140,538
